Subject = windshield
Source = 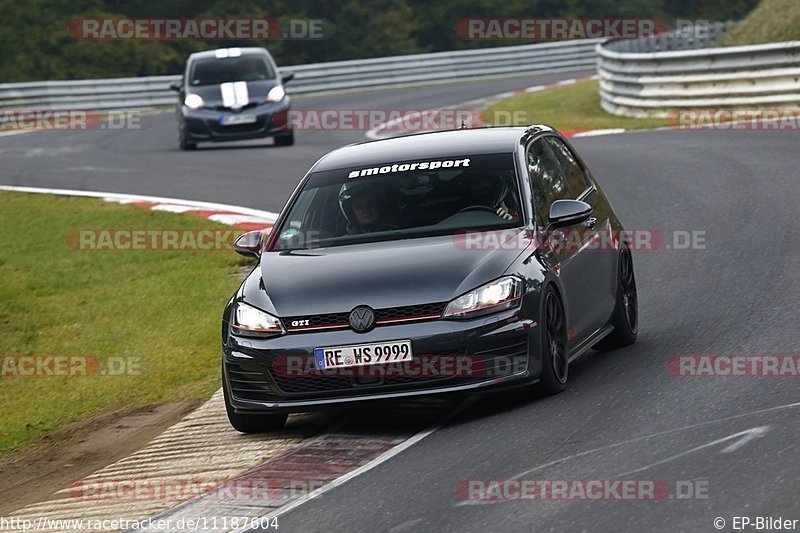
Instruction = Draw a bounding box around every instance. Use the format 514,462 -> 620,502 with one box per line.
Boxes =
273,153 -> 523,250
189,55 -> 275,86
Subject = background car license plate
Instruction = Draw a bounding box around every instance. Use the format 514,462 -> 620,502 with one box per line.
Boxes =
220,114 -> 256,125
315,340 -> 412,370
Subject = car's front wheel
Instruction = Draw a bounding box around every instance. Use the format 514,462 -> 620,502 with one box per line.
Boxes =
594,248 -> 638,350
538,286 -> 568,395
178,122 -> 197,151
274,131 -> 294,146
222,366 -> 287,433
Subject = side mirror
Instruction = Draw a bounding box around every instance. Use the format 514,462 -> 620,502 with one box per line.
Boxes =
280,72 -> 295,85
169,81 -> 181,92
233,231 -> 265,258
548,199 -> 592,228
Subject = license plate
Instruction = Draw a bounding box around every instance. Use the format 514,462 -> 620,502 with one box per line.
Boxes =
220,114 -> 256,125
314,340 -> 413,370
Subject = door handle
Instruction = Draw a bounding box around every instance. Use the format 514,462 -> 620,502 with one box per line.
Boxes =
583,217 -> 598,228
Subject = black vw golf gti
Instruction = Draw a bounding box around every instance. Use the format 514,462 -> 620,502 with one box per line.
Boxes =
221,126 -> 638,432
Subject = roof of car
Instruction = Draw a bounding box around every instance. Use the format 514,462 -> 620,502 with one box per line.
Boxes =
188,47 -> 268,61
313,126 -> 552,171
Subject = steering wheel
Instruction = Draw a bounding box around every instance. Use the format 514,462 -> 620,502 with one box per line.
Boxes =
457,205 -> 497,214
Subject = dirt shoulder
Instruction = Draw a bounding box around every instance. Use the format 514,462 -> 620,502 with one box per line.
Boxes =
0,401 -> 199,516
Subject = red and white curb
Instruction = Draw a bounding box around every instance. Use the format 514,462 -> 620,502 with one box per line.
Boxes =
0,186 -> 278,233
366,75 -> 631,141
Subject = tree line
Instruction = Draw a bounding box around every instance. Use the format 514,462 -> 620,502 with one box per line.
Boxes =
0,0 -> 758,82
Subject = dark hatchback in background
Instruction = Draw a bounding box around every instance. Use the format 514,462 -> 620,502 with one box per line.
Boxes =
170,47 -> 295,150
221,126 -> 638,432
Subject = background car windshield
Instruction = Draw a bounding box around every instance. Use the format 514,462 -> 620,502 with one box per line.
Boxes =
273,153 -> 522,250
189,55 -> 275,86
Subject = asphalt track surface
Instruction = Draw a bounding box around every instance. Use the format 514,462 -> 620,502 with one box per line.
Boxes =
2,70 -> 798,532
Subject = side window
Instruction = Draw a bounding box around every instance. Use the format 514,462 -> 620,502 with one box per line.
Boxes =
527,140 -> 571,224
545,137 -> 590,197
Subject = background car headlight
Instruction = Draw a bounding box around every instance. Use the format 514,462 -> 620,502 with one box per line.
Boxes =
266,85 -> 285,102
231,302 -> 284,337
443,276 -> 523,318
184,93 -> 204,109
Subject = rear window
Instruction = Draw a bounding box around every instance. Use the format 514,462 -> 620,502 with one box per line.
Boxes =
273,153 -> 523,250
189,55 -> 275,86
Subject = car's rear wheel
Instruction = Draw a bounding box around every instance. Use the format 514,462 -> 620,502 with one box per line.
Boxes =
538,286 -> 568,395
222,365 -> 287,433
274,131 -> 294,146
594,248 -> 638,350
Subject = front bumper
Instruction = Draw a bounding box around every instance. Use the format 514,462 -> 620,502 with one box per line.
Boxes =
223,309 -> 541,414
181,99 -> 291,142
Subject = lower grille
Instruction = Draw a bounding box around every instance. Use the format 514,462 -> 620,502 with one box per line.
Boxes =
271,350 -> 469,394
226,360 -> 275,401
209,118 -> 266,135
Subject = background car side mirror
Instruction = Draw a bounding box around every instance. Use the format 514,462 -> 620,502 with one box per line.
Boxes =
548,199 -> 592,228
280,72 -> 295,85
169,81 -> 181,92
233,231 -> 265,258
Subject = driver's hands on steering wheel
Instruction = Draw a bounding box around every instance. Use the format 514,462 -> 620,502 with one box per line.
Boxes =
496,201 -> 518,221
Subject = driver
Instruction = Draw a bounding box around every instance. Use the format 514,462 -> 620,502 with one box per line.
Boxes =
339,182 -> 398,234
462,171 -> 520,221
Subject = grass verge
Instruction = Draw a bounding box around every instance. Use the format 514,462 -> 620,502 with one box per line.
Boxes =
483,79 -> 666,132
721,0 -> 800,46
0,191 -> 250,456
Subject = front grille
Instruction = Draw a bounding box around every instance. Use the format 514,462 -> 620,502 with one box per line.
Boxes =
211,102 -> 259,112
283,302 -> 446,333
283,312 -> 350,332
375,303 -> 446,323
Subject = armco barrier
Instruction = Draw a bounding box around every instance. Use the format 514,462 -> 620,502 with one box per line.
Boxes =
0,39 -> 600,112
597,23 -> 800,117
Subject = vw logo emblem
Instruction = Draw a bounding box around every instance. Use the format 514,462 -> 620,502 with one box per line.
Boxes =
349,306 -> 375,333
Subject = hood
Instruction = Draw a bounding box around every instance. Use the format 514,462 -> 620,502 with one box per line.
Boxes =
188,80 -> 278,108
248,231 -> 531,317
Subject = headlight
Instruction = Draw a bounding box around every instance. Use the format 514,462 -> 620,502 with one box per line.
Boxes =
266,85 -> 285,102
184,93 -> 204,109
443,276 -> 523,319
231,302 -> 284,337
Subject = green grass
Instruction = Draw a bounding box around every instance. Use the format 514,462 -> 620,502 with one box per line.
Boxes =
0,191 -> 250,455
483,79 -> 667,132
721,0 -> 800,46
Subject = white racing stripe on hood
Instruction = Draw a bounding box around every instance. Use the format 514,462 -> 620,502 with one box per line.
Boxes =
233,81 -> 249,107
220,82 -> 236,108
220,81 -> 250,109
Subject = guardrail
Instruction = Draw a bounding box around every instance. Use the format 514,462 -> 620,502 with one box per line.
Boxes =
597,23 -> 800,117
0,39 -> 600,111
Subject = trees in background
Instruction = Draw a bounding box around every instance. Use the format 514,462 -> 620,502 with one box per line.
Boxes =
0,0 -> 759,82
